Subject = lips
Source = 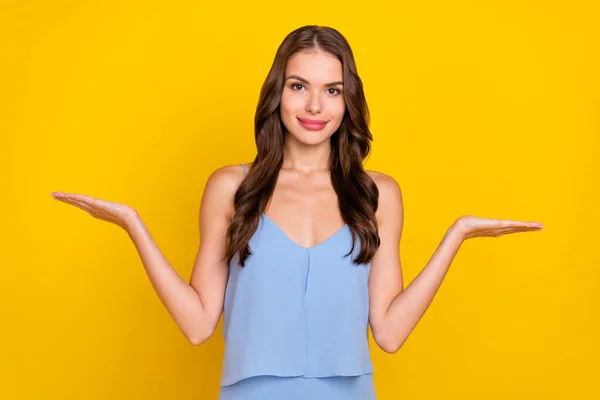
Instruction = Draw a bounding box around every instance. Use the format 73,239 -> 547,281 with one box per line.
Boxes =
297,117 -> 328,130
297,117 -> 327,124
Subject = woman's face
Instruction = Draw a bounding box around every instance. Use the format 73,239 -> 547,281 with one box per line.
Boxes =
280,50 -> 346,145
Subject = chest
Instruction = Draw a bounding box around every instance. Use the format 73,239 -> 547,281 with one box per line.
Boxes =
264,178 -> 345,249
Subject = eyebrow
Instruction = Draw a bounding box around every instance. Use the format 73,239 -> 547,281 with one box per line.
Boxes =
285,74 -> 344,86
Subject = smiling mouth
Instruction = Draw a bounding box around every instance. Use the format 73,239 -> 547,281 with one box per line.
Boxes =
297,117 -> 328,130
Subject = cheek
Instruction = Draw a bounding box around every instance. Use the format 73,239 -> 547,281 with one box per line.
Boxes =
279,97 -> 293,121
281,91 -> 301,111
331,100 -> 346,119
279,94 -> 297,129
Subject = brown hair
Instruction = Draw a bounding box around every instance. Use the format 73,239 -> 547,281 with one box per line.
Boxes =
225,25 -> 380,267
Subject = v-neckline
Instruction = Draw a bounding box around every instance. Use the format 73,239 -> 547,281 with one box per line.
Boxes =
261,213 -> 348,250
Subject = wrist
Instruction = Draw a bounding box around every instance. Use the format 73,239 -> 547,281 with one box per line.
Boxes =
122,211 -> 142,233
447,219 -> 468,242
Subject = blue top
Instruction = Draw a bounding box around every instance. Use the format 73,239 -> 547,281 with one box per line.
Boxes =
219,163 -> 374,386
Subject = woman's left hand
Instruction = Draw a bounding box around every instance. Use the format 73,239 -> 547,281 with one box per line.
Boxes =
453,215 -> 544,241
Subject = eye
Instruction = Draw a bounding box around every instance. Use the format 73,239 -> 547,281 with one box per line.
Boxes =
289,83 -> 341,95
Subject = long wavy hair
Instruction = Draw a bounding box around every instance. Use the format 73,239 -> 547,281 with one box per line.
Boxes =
225,25 -> 380,267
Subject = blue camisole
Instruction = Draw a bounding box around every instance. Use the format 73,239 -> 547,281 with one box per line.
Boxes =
219,164 -> 374,388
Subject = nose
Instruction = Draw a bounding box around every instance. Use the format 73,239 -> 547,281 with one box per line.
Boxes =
305,90 -> 322,114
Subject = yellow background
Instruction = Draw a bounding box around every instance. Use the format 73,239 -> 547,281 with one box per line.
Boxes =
2,1 -> 598,399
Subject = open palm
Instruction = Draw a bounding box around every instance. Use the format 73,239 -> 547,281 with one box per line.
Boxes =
456,215 -> 544,240
50,191 -> 138,230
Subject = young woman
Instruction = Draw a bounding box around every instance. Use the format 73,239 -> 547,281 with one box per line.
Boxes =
51,25 -> 544,400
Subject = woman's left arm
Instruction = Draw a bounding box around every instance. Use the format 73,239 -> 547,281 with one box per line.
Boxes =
368,173 -> 544,354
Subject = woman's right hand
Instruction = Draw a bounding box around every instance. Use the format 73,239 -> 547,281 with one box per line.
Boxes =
50,191 -> 139,231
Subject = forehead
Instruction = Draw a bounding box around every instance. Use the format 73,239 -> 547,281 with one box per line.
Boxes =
285,50 -> 342,83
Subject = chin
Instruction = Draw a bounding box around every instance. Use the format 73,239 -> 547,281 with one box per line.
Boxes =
287,127 -> 335,145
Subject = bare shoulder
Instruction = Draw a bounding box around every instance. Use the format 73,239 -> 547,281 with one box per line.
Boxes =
202,163 -> 247,222
365,169 -> 403,227
207,163 -> 246,184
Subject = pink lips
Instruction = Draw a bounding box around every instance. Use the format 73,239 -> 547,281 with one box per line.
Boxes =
297,117 -> 328,130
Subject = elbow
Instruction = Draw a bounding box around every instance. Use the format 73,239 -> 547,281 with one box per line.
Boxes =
377,343 -> 402,354
381,341 -> 402,354
187,333 -> 208,346
188,336 -> 204,346
185,312 -> 219,346
186,327 -> 215,346
374,330 -> 404,354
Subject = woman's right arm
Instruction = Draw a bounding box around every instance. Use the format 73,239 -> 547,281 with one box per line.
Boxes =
125,166 -> 239,345
52,165 -> 241,345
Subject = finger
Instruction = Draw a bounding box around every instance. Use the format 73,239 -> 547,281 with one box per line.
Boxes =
55,197 -> 95,213
53,192 -> 96,204
502,220 -> 543,228
71,199 -> 95,212
63,199 -> 95,214
496,227 -> 543,236
53,195 -> 80,206
75,196 -> 102,210
65,193 -> 97,204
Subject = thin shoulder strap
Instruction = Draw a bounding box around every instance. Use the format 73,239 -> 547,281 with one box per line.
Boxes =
240,163 -> 247,177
